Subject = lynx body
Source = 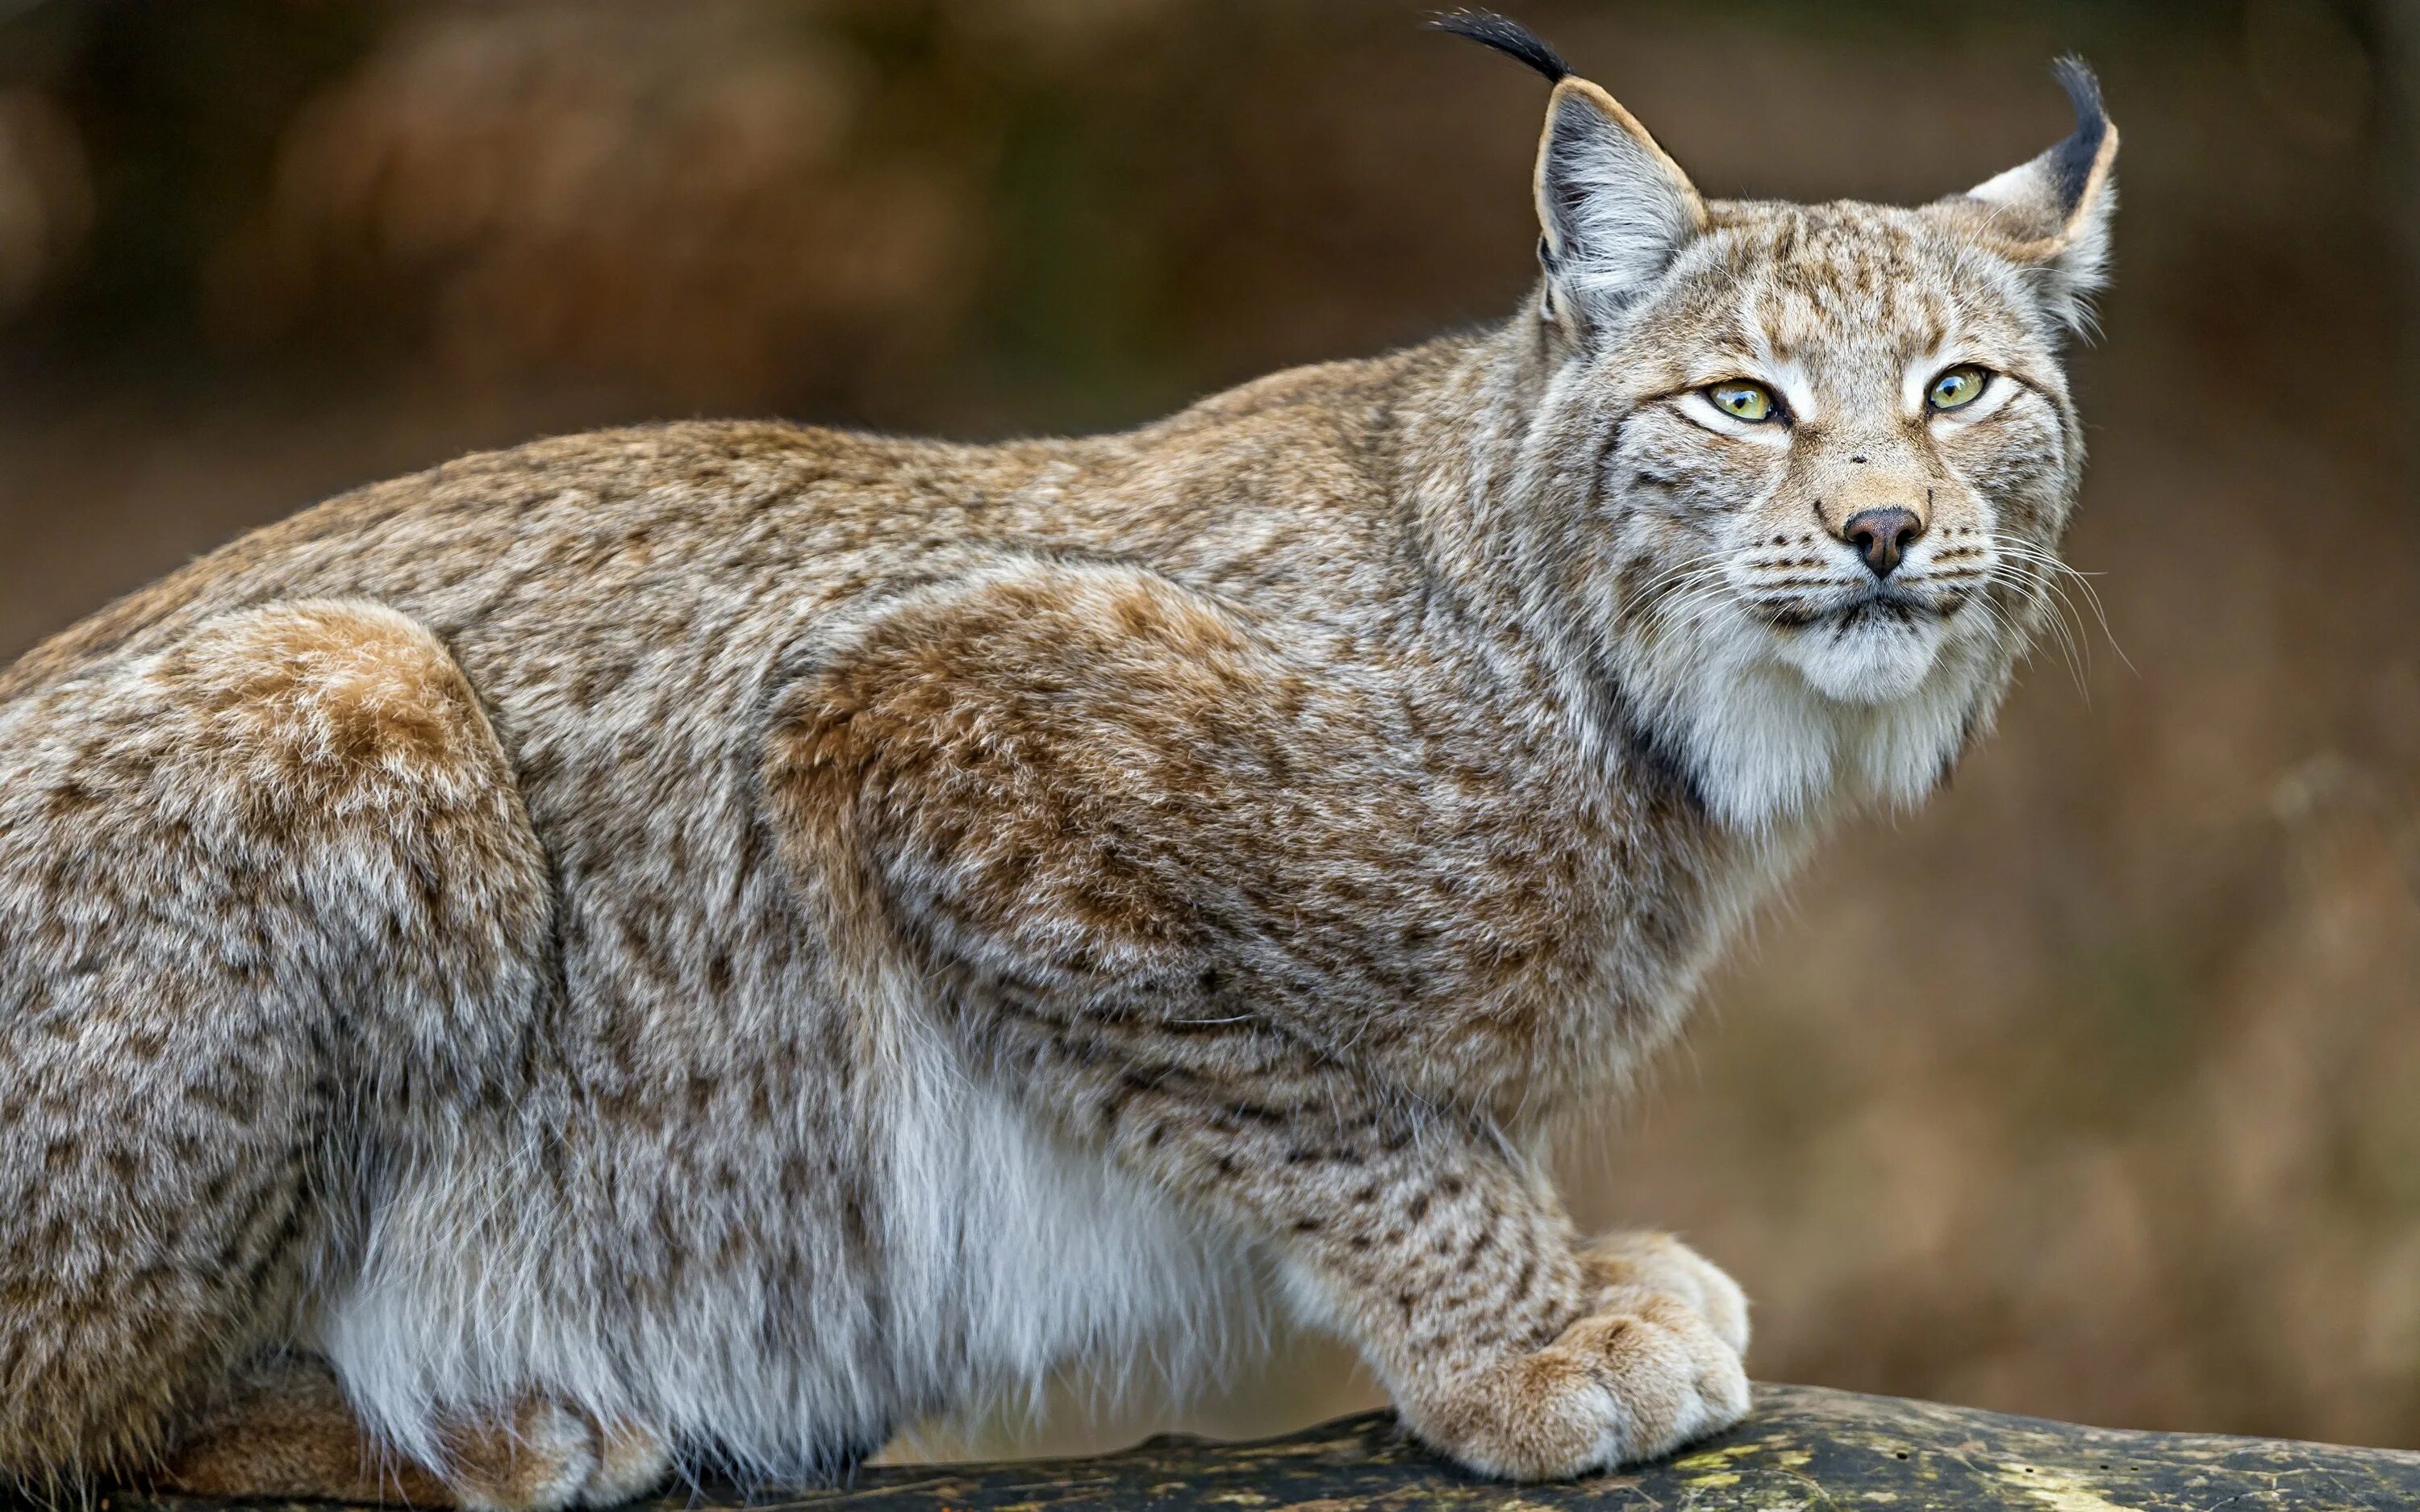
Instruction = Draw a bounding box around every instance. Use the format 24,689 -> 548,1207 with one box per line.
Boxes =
0,19 -> 2114,1503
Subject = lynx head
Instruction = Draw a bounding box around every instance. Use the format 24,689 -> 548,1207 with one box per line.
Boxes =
1439,13 -> 2117,831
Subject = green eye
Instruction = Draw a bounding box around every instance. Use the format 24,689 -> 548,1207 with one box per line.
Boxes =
1706,381 -> 1778,423
1927,364 -> 1989,411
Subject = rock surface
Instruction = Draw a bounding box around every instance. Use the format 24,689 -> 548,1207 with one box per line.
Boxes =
84,1385 -> 2420,1510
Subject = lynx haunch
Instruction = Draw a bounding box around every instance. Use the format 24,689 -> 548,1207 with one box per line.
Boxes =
0,14 -> 2113,1502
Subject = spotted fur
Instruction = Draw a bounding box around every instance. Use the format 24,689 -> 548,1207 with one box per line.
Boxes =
0,26 -> 2113,1502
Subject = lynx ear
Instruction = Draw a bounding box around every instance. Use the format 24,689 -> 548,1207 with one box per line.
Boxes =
1533,77 -> 1709,322
1951,59 -> 2119,335
1430,11 -> 1703,324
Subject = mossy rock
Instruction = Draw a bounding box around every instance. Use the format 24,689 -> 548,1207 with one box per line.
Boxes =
89,1384 -> 2420,1510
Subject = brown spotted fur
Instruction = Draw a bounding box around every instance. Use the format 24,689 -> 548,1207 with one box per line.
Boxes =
0,30 -> 2114,1503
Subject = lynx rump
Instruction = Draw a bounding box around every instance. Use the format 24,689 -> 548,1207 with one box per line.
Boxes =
0,15 -> 2114,1502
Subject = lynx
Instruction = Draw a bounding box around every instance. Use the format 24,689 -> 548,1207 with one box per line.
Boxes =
0,14 -> 2114,1502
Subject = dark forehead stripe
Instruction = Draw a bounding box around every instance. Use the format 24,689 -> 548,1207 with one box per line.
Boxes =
1720,208 -> 1971,358
1754,208 -> 1921,301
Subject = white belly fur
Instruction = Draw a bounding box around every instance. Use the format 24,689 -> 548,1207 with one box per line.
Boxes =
878,1032 -> 1265,1436
312,1027 -> 1257,1474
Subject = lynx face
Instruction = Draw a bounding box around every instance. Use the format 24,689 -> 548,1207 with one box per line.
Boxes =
1604,204 -> 2081,709
1500,53 -> 2117,828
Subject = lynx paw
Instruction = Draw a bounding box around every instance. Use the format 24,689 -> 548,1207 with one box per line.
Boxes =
154,1358 -> 674,1510
447,1405 -> 673,1512
581,1419 -> 678,1508
443,1399 -> 597,1512
1579,1229 -> 1750,1355
1407,1258 -> 1750,1480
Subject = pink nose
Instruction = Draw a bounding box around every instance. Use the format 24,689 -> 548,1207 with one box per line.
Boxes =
1842,507 -> 1923,577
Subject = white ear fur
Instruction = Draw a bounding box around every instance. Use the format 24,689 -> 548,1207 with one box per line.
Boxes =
1533,77 -> 1706,319
1959,59 -> 2119,335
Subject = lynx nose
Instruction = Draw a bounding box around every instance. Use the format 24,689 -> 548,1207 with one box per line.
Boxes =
1842,506 -> 1923,578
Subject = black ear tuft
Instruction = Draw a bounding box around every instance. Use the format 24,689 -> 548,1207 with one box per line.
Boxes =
2047,56 -> 2108,210
1429,9 -> 1570,84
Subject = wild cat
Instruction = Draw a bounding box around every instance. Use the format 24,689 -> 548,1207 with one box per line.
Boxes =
0,12 -> 2114,1505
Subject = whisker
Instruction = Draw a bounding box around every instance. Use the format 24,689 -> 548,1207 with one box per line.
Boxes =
1980,559 -> 2090,697
1981,533 -> 2134,676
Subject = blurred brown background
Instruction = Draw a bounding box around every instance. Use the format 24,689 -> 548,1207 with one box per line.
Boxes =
2,0 -> 2415,1460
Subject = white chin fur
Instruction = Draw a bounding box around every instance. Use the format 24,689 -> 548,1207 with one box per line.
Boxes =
1776,611 -> 1946,705
1615,605 -> 1987,833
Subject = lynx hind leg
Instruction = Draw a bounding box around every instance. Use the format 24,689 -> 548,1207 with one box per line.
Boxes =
157,1357 -> 674,1511
0,601 -> 555,1490
153,1355 -> 452,1505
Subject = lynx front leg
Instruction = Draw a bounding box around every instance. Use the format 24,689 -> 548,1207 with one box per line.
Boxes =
766,558 -> 1749,1479
1045,1054 -> 1751,1479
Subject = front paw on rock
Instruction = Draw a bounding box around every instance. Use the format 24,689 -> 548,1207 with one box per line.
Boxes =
1579,1229 -> 1751,1356
1411,1296 -> 1751,1481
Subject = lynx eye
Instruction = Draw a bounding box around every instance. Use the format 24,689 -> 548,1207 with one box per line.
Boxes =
1926,364 -> 1990,411
1705,381 -> 1778,423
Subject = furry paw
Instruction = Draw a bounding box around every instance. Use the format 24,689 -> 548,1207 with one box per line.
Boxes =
151,1360 -> 672,1510
1405,1250 -> 1751,1481
442,1399 -> 596,1512
1579,1229 -> 1750,1355
580,1419 -> 677,1508
447,1404 -> 674,1512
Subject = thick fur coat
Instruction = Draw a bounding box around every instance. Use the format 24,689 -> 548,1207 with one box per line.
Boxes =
0,19 -> 2116,1503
